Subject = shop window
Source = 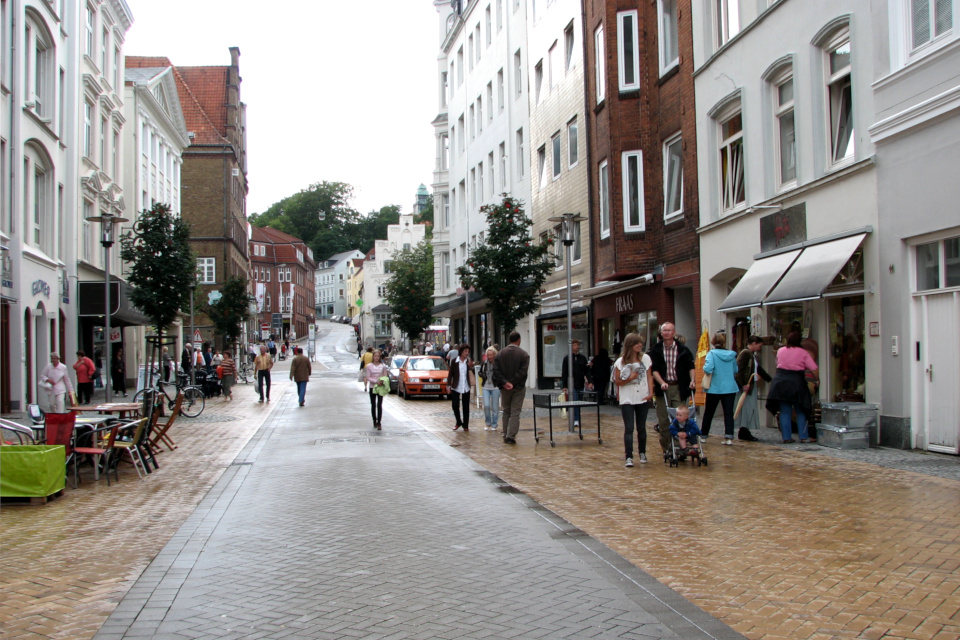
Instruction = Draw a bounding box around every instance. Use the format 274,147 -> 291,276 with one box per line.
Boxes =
828,296 -> 865,402
624,310 -> 658,351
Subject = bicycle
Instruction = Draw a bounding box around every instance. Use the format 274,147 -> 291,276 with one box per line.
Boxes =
133,371 -> 205,418
237,361 -> 255,384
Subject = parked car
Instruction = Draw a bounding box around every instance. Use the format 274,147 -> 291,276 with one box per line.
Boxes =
398,356 -> 450,399
329,315 -> 339,322
341,316 -> 352,324
386,355 -> 409,393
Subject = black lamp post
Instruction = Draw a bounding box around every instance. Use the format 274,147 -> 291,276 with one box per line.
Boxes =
86,212 -> 128,403
188,279 -> 197,385
548,212 -> 585,432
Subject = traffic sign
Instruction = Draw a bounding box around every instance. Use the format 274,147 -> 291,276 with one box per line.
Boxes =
193,330 -> 202,343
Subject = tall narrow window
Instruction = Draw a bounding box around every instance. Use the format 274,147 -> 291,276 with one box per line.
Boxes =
478,162 -> 484,202
658,0 -> 679,74
100,115 -> 107,168
827,38 -> 854,164
548,41 -> 559,89
486,82 -> 493,122
441,71 -> 448,108
83,100 -> 93,158
622,151 -> 645,231
599,160 -> 610,238
912,0 -> 953,50
499,141 -> 508,190
516,128 -> 525,179
457,46 -> 464,85
497,0 -> 503,31
719,110 -> 745,211
775,76 -> 796,184
567,117 -> 579,167
537,145 -> 547,189
716,0 -> 740,47
475,25 -> 481,61
564,22 -> 575,72
101,27 -> 108,73
497,68 -> 505,112
535,60 -> 544,104
552,133 -> 562,179
617,11 -> 640,91
469,104 -> 475,140
663,134 -> 684,220
112,129 -> 119,178
84,4 -> 94,57
487,151 -> 494,197
594,25 -> 606,104
468,34 -> 474,71
485,6 -> 492,46
514,50 -> 522,97
113,46 -> 120,89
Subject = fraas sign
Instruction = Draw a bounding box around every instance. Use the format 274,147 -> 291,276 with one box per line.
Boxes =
615,293 -> 634,313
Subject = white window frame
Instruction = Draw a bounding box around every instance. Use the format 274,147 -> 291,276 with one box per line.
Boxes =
537,145 -> 548,189
548,41 -> 559,90
909,0 -> 954,54
567,117 -> 579,168
514,49 -> 523,97
565,21 -> 575,73
551,132 -> 562,180
83,100 -> 93,158
663,133 -> 684,221
716,0 -> 741,48
825,31 -> 854,167
516,128 -> 525,179
718,106 -> 746,213
197,257 -> 216,284
658,0 -> 680,75
594,25 -> 606,105
617,10 -> 640,92
535,60 -> 544,104
499,141 -> 508,191
497,68 -> 505,112
599,159 -> 610,239
772,71 -> 797,188
84,4 -> 94,58
621,150 -> 645,232
486,5 -> 492,46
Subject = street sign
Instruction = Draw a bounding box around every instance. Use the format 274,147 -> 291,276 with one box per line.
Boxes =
261,323 -> 270,331
193,330 -> 202,343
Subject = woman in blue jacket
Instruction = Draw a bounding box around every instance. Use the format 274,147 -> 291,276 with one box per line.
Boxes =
700,332 -> 740,445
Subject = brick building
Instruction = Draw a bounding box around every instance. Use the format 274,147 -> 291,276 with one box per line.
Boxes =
130,48 -> 250,345
250,226 -> 317,343
581,0 -> 701,352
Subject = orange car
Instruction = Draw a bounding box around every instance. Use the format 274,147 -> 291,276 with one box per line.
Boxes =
398,356 -> 450,399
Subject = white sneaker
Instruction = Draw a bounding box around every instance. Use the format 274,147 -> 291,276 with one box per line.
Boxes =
625,458 -> 634,467
722,438 -> 733,446
639,454 -> 648,463
574,421 -> 580,427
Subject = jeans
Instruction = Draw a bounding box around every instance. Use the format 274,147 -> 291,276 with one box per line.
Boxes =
701,393 -> 736,438
621,403 -> 649,459
779,401 -> 809,441
482,387 -> 501,427
296,380 -> 307,404
257,370 -> 271,401
568,387 -> 584,423
452,390 -> 470,429
369,390 -> 383,424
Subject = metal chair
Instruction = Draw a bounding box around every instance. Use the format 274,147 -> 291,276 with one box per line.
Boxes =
74,423 -> 123,485
0,418 -> 37,445
113,418 -> 150,479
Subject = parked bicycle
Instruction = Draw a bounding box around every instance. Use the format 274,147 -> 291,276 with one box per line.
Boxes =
133,371 -> 204,418
237,361 -> 255,384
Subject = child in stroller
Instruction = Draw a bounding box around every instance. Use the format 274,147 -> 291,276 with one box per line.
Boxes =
666,404 -> 708,466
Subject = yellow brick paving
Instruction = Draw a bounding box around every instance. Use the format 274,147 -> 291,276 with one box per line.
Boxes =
390,394 -> 960,640
0,375 -> 292,640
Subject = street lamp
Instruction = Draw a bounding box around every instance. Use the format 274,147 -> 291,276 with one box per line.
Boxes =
188,279 -> 197,385
85,212 -> 129,403
548,212 -> 585,432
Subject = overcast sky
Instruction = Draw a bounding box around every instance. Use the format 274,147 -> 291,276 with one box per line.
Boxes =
124,0 -> 440,217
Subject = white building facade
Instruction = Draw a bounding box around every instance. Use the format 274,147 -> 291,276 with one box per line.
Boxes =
694,1 -> 883,424
431,0 -> 533,361
315,249 -> 363,320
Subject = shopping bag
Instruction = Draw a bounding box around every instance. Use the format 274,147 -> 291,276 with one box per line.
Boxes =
558,392 -> 567,419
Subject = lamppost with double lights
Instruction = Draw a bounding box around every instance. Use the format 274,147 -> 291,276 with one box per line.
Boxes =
85,212 -> 129,403
548,212 -> 585,432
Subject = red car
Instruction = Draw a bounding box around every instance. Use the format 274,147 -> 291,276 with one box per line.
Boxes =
398,356 -> 450,399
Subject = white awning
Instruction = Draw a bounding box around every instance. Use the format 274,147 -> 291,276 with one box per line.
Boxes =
717,250 -> 801,312
763,233 -> 866,306
572,274 -> 655,301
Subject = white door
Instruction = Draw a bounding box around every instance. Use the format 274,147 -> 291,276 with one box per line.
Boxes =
922,291 -> 960,454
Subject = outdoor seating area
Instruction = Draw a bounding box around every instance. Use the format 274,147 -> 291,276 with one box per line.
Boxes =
0,391 -> 186,503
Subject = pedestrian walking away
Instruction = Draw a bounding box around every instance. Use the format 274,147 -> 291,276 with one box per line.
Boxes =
364,349 -> 388,429
561,338 -> 592,427
161,346 -> 173,382
73,350 -> 96,405
648,322 -> 696,455
766,331 -> 820,444
181,343 -> 193,378
589,348 -> 613,404
255,345 -> 273,403
734,335 -> 770,441
492,331 -> 529,444
40,352 -> 74,413
614,333 -> 654,467
449,343 -> 475,431
480,346 -> 500,431
700,332 -> 740,445
289,347 -> 312,407
267,338 -> 277,361
359,347 -> 374,391
220,350 -> 237,401
111,348 -> 128,397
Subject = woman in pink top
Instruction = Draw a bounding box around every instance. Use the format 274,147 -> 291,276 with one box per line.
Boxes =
765,332 -> 820,444
364,350 -> 388,430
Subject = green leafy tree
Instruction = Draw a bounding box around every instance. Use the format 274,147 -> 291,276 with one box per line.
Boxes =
204,275 -> 254,353
455,196 -> 555,334
384,240 -> 435,341
414,196 -> 434,237
120,203 -> 196,382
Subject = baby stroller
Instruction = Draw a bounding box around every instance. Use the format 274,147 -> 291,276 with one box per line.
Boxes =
664,399 -> 708,467
194,370 -> 222,398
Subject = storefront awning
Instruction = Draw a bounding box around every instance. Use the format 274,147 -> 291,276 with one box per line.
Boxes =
572,274 -> 655,301
718,250 -> 801,312
762,233 -> 866,306
78,281 -> 152,327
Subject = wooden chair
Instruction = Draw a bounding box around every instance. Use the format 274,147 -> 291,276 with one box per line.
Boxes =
149,392 -> 183,453
113,418 -> 150,479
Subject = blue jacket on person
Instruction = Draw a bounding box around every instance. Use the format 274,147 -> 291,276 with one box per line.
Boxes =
703,348 -> 739,395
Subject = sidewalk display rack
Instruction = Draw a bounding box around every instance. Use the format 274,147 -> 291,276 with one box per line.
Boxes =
532,391 -> 602,447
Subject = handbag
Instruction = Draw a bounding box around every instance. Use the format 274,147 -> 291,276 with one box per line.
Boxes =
701,373 -> 712,391
357,367 -> 366,383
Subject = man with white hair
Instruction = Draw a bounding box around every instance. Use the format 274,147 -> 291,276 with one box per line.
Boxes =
39,352 -> 74,413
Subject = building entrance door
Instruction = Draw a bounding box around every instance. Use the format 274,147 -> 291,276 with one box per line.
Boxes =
921,291 -> 960,454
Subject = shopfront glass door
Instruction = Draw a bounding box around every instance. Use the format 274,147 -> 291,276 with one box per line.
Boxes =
827,296 -> 865,402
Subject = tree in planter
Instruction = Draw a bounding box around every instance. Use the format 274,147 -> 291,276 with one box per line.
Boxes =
384,240 -> 435,344
204,275 -> 254,356
455,196 -> 555,335
120,203 -> 197,387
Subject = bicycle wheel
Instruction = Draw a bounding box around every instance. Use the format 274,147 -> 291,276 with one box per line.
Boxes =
132,389 -> 146,404
180,387 -> 205,418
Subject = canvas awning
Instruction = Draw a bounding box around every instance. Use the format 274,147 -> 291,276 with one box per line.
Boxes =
717,250 -> 801,312
762,233 -> 866,306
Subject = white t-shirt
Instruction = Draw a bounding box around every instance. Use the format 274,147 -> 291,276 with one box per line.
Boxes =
614,354 -> 652,405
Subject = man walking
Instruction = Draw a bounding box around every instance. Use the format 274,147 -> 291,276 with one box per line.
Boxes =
648,322 -> 696,456
181,343 -> 193,379
492,331 -> 529,445
449,344 -> 474,431
255,345 -> 273,403
290,347 -> 312,407
561,339 -> 592,427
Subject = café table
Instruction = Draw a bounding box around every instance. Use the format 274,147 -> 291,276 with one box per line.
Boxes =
72,403 -> 143,420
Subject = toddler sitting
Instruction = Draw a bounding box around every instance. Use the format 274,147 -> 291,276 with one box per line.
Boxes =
669,405 -> 701,451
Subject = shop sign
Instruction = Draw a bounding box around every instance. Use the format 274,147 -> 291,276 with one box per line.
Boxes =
615,293 -> 634,313
760,203 -> 807,252
544,321 -> 590,332
31,279 -> 51,298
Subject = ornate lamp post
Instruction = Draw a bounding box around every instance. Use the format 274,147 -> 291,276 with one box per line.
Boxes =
548,212 -> 585,432
86,212 -> 128,403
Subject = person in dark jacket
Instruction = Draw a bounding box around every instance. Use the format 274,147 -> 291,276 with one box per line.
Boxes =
647,322 -> 696,455
448,344 -> 475,431
111,349 -> 127,397
561,339 -> 592,427
589,348 -> 613,404
734,336 -> 771,441
492,331 -> 529,445
181,344 -> 193,378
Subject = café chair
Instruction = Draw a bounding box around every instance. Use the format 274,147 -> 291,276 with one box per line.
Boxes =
149,393 -> 184,453
42,412 -> 79,488
0,419 -> 38,445
74,423 -> 122,485
113,418 -> 150,479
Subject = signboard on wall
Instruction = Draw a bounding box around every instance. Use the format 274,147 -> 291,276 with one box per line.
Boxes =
760,203 -> 807,252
